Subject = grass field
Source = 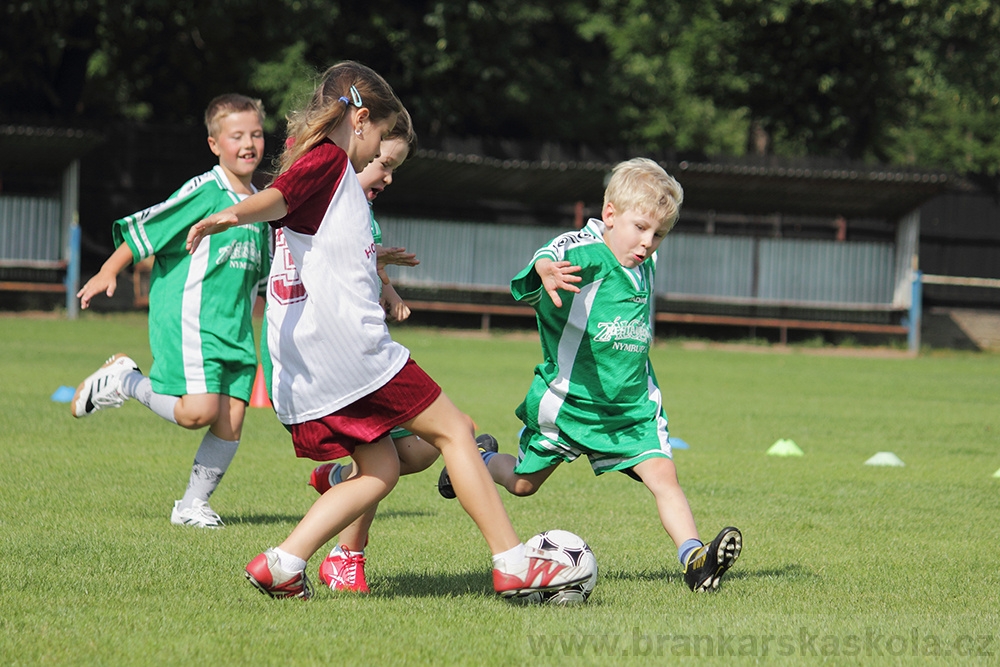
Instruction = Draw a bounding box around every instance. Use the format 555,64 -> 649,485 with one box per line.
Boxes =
2,312 -> 999,665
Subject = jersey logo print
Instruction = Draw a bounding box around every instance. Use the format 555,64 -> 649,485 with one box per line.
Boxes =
269,230 -> 307,305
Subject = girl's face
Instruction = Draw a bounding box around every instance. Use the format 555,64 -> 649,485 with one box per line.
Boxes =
357,137 -> 410,202
601,201 -> 668,268
349,111 -> 398,174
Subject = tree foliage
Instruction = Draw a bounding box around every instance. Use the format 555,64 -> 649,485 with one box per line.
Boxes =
2,0 -> 999,177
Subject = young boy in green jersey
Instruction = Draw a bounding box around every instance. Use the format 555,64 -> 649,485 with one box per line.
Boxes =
439,157 -> 742,592
72,94 -> 271,529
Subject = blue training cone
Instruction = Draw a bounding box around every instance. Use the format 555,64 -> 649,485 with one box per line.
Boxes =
669,437 -> 690,450
51,386 -> 75,403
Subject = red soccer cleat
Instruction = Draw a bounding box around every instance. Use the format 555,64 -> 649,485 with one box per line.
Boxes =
245,549 -> 313,599
319,545 -> 369,593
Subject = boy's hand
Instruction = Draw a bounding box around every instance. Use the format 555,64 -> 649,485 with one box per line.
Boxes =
376,245 -> 419,269
77,268 -> 118,310
381,284 -> 411,322
536,258 -> 582,308
186,211 -> 239,254
77,243 -> 134,309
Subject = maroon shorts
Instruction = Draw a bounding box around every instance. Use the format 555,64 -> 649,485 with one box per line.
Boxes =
289,358 -> 441,461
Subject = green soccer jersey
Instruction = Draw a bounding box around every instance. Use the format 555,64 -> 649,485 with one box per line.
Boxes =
113,166 -> 270,400
510,218 -> 669,475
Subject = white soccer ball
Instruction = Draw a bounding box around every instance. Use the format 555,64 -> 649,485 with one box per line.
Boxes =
523,529 -> 598,605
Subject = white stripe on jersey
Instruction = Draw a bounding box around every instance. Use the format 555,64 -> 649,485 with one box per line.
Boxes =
124,216 -> 155,260
181,240 -> 209,394
537,279 -> 601,442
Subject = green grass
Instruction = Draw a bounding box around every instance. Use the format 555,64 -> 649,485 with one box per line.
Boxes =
2,312 -> 999,665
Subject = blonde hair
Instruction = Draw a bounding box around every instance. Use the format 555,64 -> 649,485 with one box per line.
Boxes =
603,158 -> 684,231
280,61 -> 403,175
204,94 -> 265,138
386,106 -> 417,155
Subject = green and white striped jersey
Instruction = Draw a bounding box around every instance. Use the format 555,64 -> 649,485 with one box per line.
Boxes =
113,166 -> 270,397
511,218 -> 668,464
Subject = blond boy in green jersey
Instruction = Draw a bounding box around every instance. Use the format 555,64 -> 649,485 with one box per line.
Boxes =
441,158 -> 742,592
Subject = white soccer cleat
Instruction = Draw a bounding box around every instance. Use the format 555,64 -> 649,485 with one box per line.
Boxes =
71,353 -> 139,418
170,498 -> 224,528
492,545 -> 593,598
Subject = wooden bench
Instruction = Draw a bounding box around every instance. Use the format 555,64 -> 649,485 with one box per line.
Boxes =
655,311 -> 908,344
405,298 -> 908,342
405,299 -> 535,332
0,259 -> 67,294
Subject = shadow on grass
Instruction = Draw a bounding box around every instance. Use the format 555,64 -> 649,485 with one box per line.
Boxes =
599,563 -> 817,587
223,513 -> 305,526
371,570 -> 497,598
223,509 -> 436,526
375,509 -> 437,520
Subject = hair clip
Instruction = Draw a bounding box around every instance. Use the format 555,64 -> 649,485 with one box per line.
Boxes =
338,86 -> 363,108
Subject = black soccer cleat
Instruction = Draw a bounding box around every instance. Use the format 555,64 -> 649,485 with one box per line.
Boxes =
437,433 -> 499,499
683,526 -> 742,592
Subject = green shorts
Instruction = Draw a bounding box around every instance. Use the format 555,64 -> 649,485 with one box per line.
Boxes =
513,423 -> 672,477
150,355 -> 256,402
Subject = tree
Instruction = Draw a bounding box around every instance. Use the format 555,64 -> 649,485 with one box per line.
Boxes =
3,0 -> 1000,178
687,0 -> 1000,177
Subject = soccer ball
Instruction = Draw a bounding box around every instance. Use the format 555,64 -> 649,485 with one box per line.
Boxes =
522,530 -> 598,605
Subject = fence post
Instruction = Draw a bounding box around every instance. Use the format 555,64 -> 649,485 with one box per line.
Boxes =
65,223 -> 80,319
908,270 -> 922,354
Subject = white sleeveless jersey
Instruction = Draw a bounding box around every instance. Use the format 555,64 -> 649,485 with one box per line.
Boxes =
265,140 -> 409,424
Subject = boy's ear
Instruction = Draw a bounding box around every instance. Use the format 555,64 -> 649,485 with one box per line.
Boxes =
602,201 -> 616,228
207,135 -> 222,157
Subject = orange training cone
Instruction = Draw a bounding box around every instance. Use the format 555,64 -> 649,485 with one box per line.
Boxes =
250,364 -> 272,408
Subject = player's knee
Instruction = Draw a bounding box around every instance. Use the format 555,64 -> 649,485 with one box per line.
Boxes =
174,406 -> 220,430
510,479 -> 538,497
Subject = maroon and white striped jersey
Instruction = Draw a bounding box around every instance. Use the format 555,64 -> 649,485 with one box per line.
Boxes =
265,139 -> 409,424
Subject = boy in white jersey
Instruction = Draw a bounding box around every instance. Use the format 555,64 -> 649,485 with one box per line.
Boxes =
440,158 -> 742,592
72,94 -> 271,529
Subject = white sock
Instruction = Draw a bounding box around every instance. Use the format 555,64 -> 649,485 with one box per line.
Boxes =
179,431 -> 239,508
273,547 -> 306,574
122,372 -> 179,423
492,543 -> 527,569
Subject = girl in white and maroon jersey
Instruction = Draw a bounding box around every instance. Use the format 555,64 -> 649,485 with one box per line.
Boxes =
186,61 -> 590,600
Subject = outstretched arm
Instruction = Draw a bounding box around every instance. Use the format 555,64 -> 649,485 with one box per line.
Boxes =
186,188 -> 288,254
535,257 -> 582,308
77,244 -> 134,309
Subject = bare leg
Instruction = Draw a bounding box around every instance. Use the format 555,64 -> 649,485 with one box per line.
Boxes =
486,453 -> 558,496
337,433 -> 439,479
632,457 -> 699,549
172,393 -> 248,435
280,436 -> 399,560
326,435 -> 437,551
404,394 -> 519,554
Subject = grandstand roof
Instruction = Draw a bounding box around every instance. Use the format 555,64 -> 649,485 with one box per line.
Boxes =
379,145 -> 964,221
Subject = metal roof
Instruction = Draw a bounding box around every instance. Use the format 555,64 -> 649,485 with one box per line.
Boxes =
0,125 -> 106,170
378,147 -> 961,221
